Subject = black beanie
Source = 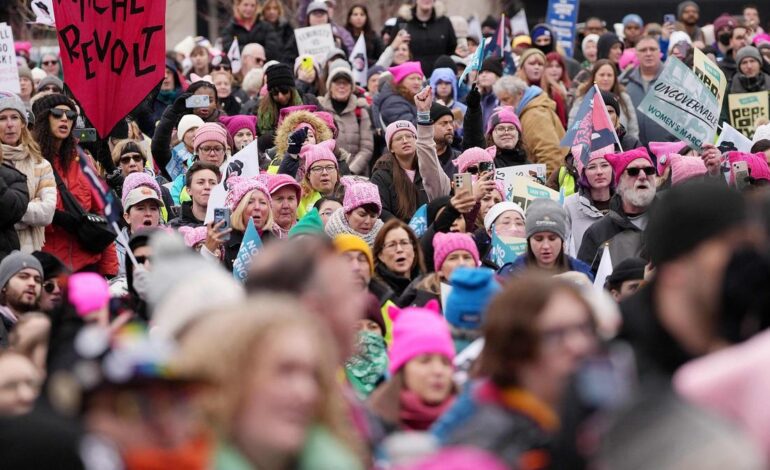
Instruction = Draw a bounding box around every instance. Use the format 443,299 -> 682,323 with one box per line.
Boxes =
606,257 -> 646,286
31,93 -> 76,120
433,55 -> 456,72
265,63 -> 296,91
31,251 -> 68,280
645,181 -> 746,266
480,57 -> 503,77
600,90 -> 620,117
430,103 -> 453,123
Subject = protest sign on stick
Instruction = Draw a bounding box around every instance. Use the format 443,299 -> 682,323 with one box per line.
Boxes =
294,25 -> 335,65
692,48 -> 727,110
52,1 -> 166,138
638,57 -> 720,151
0,23 -> 20,94
728,92 -> 769,140
350,34 -> 368,87
716,122 -> 754,153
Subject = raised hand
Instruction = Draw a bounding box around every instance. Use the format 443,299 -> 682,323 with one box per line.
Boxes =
414,85 -> 433,113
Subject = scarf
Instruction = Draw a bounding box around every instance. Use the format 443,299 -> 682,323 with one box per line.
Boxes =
2,143 -> 48,251
345,331 -> 389,399
157,88 -> 179,106
324,207 -> 383,247
398,389 -> 454,431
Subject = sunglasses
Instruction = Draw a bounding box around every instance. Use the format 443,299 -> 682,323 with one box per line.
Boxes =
49,108 -> 78,120
43,279 -> 58,294
625,166 -> 656,177
465,164 -> 495,175
212,64 -> 231,71
271,86 -> 292,96
42,60 -> 58,66
120,154 -> 144,165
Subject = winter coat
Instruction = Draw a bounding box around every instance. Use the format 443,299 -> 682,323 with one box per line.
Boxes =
563,189 -> 608,256
498,253 -> 595,280
223,228 -> 276,272
2,145 -> 56,253
45,155 -> 119,276
397,273 -> 441,308
374,262 -> 420,299
372,81 -> 417,130
622,65 -> 675,146
719,54 -> 738,84
318,95 -> 374,175
577,194 -> 650,271
568,91 -> 639,142
398,6 -> 457,76
515,87 -> 567,177
220,19 -> 298,65
0,162 -> 30,259
729,72 -> 770,94
168,202 -> 204,229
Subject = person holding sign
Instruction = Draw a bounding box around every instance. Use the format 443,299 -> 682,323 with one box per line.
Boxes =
499,199 -> 594,279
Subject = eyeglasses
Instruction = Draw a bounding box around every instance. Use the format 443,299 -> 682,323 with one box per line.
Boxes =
42,60 -> 58,66
120,153 -> 144,165
49,108 -> 78,120
625,166 -> 656,177
198,146 -> 225,154
383,239 -> 413,251
271,86 -> 292,96
43,279 -> 58,294
494,125 -> 518,135
392,133 -> 416,143
309,165 -> 337,174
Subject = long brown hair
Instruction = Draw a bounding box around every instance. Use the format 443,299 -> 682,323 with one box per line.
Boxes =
372,154 -> 418,220
395,82 -> 417,103
578,59 -> 629,116
33,108 -> 77,170
524,236 -> 570,273
372,219 -> 426,273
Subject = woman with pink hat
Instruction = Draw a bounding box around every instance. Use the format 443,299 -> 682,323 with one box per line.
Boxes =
368,301 -> 457,432
481,107 -> 531,169
267,173 -> 302,238
324,180 -> 384,246
219,114 -> 257,151
372,61 -> 424,129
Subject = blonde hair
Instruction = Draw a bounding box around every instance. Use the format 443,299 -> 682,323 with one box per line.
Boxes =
231,188 -> 274,232
233,0 -> 261,22
14,125 -> 44,164
172,295 -> 361,456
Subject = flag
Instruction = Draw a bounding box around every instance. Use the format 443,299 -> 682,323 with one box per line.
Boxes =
30,0 -> 55,27
408,204 -> 428,238
233,218 -> 263,282
350,34 -> 368,87
78,150 -> 121,225
458,37 -> 488,86
560,85 -> 619,169
593,245 -> 613,291
227,37 -> 242,74
482,15 -> 516,75
223,138 -> 260,183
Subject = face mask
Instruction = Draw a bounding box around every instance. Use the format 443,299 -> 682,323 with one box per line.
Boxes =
718,32 -> 732,46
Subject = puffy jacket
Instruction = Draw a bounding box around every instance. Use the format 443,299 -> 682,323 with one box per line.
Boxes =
0,163 -> 30,259
44,156 -> 119,276
220,19 -> 298,65
498,253 -> 595,280
399,6 -> 457,76
515,87 -> 567,177
372,80 -> 417,130
318,95 -> 374,175
622,65 -> 676,146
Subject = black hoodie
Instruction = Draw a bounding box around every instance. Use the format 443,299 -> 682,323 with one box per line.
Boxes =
597,33 -> 623,62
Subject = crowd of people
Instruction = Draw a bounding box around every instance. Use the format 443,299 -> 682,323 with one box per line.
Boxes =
3,0 -> 770,468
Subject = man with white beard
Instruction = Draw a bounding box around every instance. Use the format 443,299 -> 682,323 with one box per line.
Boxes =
578,148 -> 657,270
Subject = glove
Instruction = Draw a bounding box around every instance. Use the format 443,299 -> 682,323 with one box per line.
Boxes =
132,265 -> 150,301
465,85 -> 480,109
288,127 -> 309,155
171,92 -> 193,115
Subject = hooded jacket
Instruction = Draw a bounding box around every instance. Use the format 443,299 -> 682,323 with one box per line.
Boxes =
372,79 -> 417,130
398,4 -> 457,76
597,33 -> 623,62
563,189 -> 609,256
429,68 -> 468,115
0,162 -> 30,259
515,86 -> 567,176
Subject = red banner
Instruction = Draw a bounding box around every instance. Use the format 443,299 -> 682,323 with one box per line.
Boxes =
53,0 -> 166,138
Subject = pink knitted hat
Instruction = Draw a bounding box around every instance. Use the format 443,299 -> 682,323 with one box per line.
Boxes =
387,300 -> 455,374
178,226 -> 208,248
649,141 -> 689,174
121,172 -> 162,207
492,180 -> 506,200
658,154 -> 707,186
315,111 -> 337,136
389,61 -> 423,84
224,176 -> 271,211
219,115 -> 257,139
453,147 -> 494,173
575,146 -> 614,176
433,232 -> 480,272
68,272 -> 110,317
728,151 -> 770,182
606,147 -> 654,185
193,122 -> 228,151
301,139 -> 338,173
385,120 -> 417,150
485,106 -> 522,135
277,104 -> 318,125
267,173 -> 302,199
342,180 -> 382,215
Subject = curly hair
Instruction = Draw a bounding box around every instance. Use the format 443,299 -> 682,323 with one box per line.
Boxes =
33,111 -> 76,170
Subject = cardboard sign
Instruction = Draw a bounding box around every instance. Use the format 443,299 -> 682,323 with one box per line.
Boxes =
638,57 -> 720,150
52,1 -> 166,137
489,230 -> 527,267
728,92 -> 770,140
692,48 -> 727,110
546,0 -> 580,58
294,25 -> 335,65
494,165 -> 547,201
0,23 -> 20,94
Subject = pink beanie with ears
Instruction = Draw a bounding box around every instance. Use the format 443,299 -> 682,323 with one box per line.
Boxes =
453,147 -> 494,173
388,61 -> 423,84
606,147 -> 654,185
658,154 -> 707,186
727,151 -> 770,182
219,115 -> 257,139
649,141 -> 690,174
433,232 -> 480,272
178,226 -> 208,248
224,176 -> 271,211
315,111 -> 337,136
301,139 -> 338,173
387,300 -> 455,374
68,272 -> 110,317
342,180 -> 382,215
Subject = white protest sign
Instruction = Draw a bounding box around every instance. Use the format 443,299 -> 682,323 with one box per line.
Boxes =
494,164 -> 547,201
593,247 -> 613,291
716,122 -> 754,153
294,24 -> 335,65
0,23 -> 20,94
227,36 -> 242,74
222,139 -> 260,183
30,0 -> 55,27
204,184 -> 226,224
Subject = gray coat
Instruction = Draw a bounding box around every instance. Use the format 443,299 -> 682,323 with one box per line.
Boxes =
564,190 -> 606,257
318,94 -> 374,176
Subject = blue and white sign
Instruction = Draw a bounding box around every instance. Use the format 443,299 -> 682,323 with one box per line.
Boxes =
546,0 -> 580,58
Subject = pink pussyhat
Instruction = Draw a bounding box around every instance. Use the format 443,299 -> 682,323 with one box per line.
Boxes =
453,147 -> 494,173
277,104 -> 318,125
178,226 -> 208,248
68,272 -> 110,317
224,175 -> 271,211
389,61 -> 424,84
648,141 -> 689,174
433,232 -> 480,272
727,151 -> 770,183
485,106 -> 522,136
606,147 -> 654,185
342,180 -> 382,215
387,300 -> 455,374
660,154 -> 707,185
301,139 -> 338,173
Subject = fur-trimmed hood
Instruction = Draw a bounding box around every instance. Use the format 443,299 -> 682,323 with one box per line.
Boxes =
274,110 -> 333,156
397,1 -> 447,22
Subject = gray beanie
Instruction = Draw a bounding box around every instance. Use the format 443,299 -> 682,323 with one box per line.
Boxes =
0,92 -> 28,124
0,251 -> 44,290
677,1 -> 698,19
525,199 -> 568,240
37,75 -> 64,93
736,46 -> 762,67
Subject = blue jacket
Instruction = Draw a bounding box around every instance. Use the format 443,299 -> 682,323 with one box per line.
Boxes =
372,81 -> 417,131
498,253 -> 595,281
429,68 -> 468,115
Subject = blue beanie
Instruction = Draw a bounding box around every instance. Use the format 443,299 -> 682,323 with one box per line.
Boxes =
444,267 -> 501,330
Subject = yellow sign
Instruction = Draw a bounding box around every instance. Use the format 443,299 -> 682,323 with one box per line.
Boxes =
693,48 -> 727,110
728,91 -> 770,139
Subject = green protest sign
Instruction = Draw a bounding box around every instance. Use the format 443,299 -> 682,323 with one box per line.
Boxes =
728,91 -> 769,139
638,57 -> 720,150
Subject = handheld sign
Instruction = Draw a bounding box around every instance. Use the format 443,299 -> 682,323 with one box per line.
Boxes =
546,0 -> 580,58
52,1 -> 166,138
692,48 -> 727,111
0,23 -> 20,94
294,25 -> 335,65
728,92 -> 769,140
350,34 -> 368,87
233,218 -> 263,282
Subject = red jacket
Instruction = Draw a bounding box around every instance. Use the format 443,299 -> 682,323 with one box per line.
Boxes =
44,153 -> 118,276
